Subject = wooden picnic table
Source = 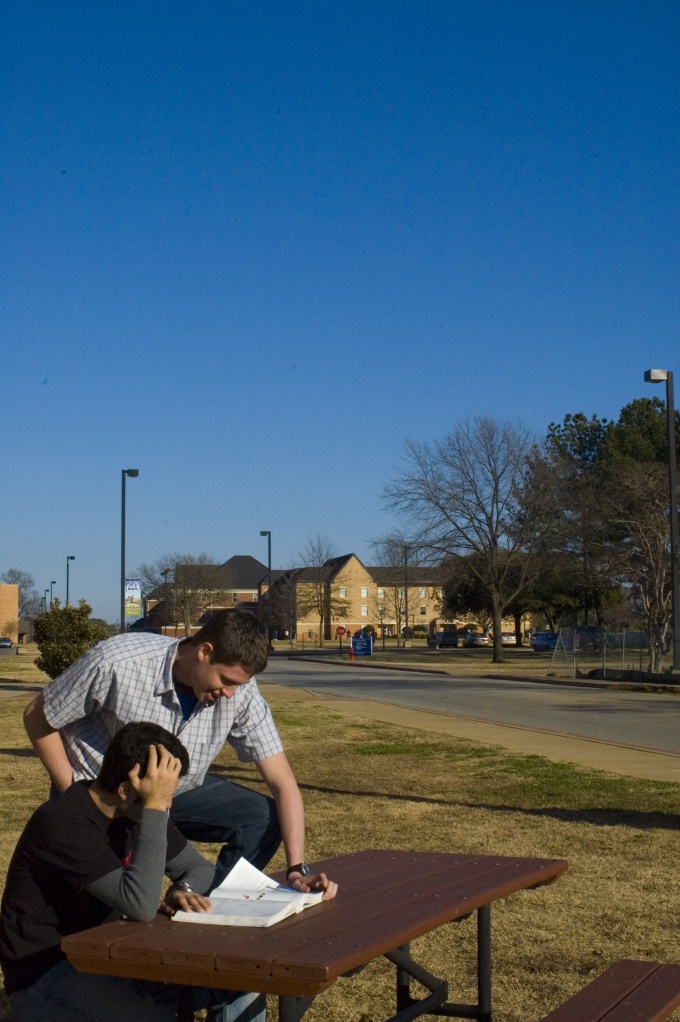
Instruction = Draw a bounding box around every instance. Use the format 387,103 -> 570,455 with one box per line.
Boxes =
62,848 -> 568,1022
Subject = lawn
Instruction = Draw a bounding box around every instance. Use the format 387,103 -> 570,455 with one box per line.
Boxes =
0,679 -> 679,1021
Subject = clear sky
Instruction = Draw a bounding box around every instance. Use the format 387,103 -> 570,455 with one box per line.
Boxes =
2,1 -> 678,623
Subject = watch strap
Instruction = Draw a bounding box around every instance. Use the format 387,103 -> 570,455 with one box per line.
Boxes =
286,862 -> 311,878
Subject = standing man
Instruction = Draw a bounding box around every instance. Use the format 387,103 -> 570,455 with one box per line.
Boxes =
23,608 -> 315,889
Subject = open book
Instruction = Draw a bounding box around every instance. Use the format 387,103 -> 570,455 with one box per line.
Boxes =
171,857 -> 324,927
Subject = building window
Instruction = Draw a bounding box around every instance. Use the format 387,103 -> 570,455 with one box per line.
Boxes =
378,588 -> 385,599
253,593 -> 258,602
361,606 -> 368,617
232,593 -> 238,603
419,588 -> 426,599
420,606 -> 427,615
361,587 -> 368,598
339,587 -> 346,598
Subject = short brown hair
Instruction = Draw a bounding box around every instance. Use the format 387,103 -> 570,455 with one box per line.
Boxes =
190,607 -> 268,674
98,722 -> 190,793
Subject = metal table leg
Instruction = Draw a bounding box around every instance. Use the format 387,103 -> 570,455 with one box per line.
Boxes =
477,904 -> 492,1022
279,994 -> 315,1022
176,985 -> 194,1022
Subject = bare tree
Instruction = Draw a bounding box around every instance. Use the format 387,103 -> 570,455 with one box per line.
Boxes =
0,568 -> 41,618
295,535 -> 347,644
135,553 -> 222,635
370,533 -> 426,645
270,563 -> 302,644
383,416 -> 554,662
607,463 -> 674,673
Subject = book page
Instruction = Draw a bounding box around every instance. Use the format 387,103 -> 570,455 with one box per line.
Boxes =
213,857 -> 279,893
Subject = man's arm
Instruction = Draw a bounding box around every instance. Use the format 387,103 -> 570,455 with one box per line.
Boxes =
256,750 -> 305,867
23,692 -> 74,791
86,744 -> 185,923
256,752 -> 337,901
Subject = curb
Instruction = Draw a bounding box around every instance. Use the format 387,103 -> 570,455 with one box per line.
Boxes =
282,654 -> 680,695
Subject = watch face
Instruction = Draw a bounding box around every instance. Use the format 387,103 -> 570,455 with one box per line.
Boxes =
300,863 -> 311,876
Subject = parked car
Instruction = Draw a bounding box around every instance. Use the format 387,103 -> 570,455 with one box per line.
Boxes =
500,632 -> 516,646
0,637 -> 13,648
463,631 -> 490,647
530,631 -> 558,652
427,630 -> 459,648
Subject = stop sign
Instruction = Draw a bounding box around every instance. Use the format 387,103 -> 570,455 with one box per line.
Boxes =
336,626 -> 346,636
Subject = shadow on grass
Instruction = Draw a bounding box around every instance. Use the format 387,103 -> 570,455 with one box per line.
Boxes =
0,747 -> 37,757
211,762 -> 680,831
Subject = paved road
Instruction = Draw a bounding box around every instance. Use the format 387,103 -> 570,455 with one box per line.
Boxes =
264,658 -> 680,756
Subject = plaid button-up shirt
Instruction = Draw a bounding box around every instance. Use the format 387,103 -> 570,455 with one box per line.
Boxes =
42,633 -> 283,795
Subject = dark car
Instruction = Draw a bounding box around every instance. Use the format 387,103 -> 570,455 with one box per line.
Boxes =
530,631 -> 558,652
427,630 -> 459,648
0,637 -> 13,648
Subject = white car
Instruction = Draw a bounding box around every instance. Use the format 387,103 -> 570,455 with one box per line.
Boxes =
463,631 -> 490,647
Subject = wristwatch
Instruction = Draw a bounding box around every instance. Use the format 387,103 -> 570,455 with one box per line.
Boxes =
168,881 -> 194,895
286,863 -> 311,879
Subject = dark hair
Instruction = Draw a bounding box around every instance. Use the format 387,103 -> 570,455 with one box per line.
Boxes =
189,607 -> 268,674
97,722 -> 190,793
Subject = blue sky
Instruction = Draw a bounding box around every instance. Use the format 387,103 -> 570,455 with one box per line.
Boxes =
2,1 -> 679,623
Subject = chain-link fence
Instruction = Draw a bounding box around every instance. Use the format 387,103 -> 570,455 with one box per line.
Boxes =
548,628 -> 671,679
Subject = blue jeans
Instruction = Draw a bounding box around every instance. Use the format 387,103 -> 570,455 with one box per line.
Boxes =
7,959 -> 266,1022
169,774 -> 282,889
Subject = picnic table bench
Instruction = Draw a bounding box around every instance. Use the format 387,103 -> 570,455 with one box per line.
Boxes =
540,959 -> 680,1022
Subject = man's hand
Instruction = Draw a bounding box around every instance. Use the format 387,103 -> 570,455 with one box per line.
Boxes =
128,744 -> 182,811
288,872 -> 338,901
161,889 -> 213,917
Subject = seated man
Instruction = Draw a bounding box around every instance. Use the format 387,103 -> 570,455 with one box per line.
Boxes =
0,721 -> 337,1022
23,608 -> 315,889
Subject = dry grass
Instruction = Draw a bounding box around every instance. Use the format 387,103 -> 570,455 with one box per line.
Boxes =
1,684 -> 679,1021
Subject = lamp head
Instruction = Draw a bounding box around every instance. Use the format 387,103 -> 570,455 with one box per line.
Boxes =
260,530 -> 270,537
125,469 -> 139,478
644,369 -> 668,383
67,555 -> 75,562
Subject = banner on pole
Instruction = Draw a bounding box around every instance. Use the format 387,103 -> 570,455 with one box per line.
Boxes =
124,579 -> 142,617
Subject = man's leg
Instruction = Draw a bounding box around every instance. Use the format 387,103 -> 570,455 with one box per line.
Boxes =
9,960 -> 180,1022
170,774 -> 282,886
9,960 -> 266,1022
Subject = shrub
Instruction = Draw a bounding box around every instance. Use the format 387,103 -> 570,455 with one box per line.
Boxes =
34,600 -> 109,679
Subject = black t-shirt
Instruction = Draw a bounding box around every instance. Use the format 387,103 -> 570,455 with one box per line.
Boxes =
0,781 -> 186,995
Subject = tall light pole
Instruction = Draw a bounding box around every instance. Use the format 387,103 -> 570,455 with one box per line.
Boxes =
43,589 -> 49,613
403,544 -> 410,646
50,580 -> 56,605
260,531 -> 272,641
644,369 -> 680,672
66,556 -> 75,605
120,469 -> 139,634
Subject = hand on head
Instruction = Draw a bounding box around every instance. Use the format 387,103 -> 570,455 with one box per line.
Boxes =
128,744 -> 182,811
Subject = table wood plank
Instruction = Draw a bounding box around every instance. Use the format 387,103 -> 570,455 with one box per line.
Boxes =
540,961 -> 661,1021
267,857 -> 568,981
606,963 -> 680,1022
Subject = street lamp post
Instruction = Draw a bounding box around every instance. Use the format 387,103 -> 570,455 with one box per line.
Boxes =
43,589 -> 49,613
403,544 -> 410,647
260,531 -> 272,641
644,369 -> 680,672
120,469 -> 139,635
66,557 -> 75,605
50,580 -> 56,606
